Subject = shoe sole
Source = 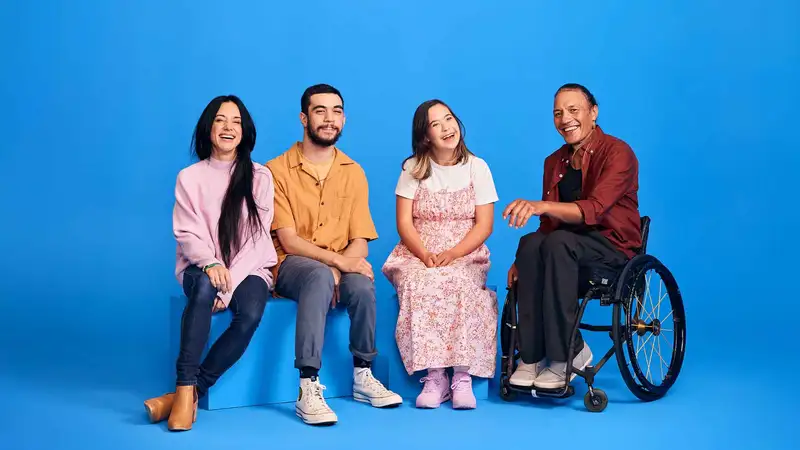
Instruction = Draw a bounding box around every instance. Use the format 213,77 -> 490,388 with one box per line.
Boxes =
508,378 -> 536,388
452,401 -> 476,410
295,406 -> 337,426
416,393 -> 452,409
353,392 -> 402,408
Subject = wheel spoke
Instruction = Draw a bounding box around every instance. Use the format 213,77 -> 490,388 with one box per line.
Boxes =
659,333 -> 674,353
645,335 -> 654,383
655,331 -> 666,380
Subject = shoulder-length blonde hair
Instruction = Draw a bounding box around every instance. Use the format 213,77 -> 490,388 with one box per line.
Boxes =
402,99 -> 473,181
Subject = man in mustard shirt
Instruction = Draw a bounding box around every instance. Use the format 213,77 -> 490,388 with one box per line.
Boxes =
266,84 -> 402,426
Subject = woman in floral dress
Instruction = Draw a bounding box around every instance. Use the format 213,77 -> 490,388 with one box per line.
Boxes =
382,99 -> 499,410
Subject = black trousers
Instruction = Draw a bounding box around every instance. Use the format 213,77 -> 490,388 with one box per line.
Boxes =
514,228 -> 628,363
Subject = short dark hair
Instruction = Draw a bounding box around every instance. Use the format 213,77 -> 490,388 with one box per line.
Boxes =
556,83 -> 598,107
301,84 -> 344,115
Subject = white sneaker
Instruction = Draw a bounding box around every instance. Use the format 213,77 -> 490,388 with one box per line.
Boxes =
534,343 -> 593,389
353,368 -> 403,408
296,377 -> 338,425
509,360 -> 547,387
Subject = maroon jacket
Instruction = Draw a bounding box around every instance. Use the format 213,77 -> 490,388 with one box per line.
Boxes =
537,126 -> 642,259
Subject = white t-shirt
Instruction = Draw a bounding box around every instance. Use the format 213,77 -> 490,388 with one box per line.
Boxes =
395,155 -> 499,205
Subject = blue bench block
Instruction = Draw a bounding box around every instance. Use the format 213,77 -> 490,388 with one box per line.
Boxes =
170,295 -> 387,410
377,286 -> 498,401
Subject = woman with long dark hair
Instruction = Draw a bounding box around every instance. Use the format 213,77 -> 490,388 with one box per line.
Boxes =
382,99 -> 499,410
143,95 -> 277,431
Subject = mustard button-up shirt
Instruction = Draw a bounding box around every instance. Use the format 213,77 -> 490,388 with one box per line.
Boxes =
266,142 -> 378,277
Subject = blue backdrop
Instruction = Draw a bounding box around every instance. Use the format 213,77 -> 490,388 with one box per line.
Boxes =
1,0 -> 797,409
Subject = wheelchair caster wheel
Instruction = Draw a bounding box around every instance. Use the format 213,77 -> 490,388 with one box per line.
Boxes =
500,383 -> 517,402
584,389 -> 608,412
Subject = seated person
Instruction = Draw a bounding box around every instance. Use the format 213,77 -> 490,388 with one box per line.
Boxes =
266,84 -> 402,426
143,95 -> 277,431
382,99 -> 499,410
503,83 -> 642,390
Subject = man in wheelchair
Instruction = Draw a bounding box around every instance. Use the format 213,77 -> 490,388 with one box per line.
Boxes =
501,83 -> 642,391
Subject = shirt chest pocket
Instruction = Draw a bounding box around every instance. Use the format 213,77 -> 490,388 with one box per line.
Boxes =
335,193 -> 354,220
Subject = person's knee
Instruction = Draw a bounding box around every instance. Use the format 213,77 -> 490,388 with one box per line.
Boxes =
237,303 -> 264,333
234,278 -> 268,331
298,266 -> 335,309
541,230 -> 574,257
306,266 -> 335,292
516,231 -> 546,263
340,275 -> 376,309
186,270 -> 217,307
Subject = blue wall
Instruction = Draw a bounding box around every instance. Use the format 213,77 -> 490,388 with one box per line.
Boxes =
1,0 -> 797,395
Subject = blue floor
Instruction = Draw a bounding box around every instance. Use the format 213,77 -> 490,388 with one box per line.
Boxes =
2,339 -> 792,449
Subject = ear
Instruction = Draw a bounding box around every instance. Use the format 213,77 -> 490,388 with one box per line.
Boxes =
590,105 -> 599,123
299,112 -> 308,127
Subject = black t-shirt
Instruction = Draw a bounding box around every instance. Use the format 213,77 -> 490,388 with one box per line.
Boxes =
558,164 -> 582,203
556,164 -> 583,232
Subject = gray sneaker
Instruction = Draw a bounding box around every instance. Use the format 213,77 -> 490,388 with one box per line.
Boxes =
534,343 -> 593,389
509,360 -> 547,387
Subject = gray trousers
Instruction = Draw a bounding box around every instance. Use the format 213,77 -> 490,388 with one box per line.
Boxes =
275,255 -> 377,370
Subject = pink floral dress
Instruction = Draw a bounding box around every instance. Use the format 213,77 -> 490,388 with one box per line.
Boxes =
382,180 -> 498,378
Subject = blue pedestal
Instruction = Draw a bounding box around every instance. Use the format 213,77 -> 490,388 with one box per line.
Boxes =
377,285 -> 498,401
170,295 -> 386,410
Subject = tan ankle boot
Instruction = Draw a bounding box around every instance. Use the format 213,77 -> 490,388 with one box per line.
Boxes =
144,393 -> 175,423
167,385 -> 197,431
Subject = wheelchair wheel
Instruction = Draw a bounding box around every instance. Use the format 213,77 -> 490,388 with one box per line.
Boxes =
584,389 -> 608,412
612,254 -> 686,402
500,287 -> 519,377
500,382 -> 517,402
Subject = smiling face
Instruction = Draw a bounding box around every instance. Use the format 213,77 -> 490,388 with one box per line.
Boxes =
210,101 -> 242,158
553,89 -> 598,146
426,103 -> 460,152
302,93 -> 345,147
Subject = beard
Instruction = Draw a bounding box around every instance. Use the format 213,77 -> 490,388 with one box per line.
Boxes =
307,123 -> 342,147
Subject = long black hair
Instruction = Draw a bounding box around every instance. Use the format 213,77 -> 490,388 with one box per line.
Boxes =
190,95 -> 264,267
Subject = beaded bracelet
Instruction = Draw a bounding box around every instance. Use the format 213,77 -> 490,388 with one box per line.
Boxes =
203,263 -> 221,273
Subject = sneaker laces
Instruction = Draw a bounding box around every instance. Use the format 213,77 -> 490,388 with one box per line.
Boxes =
450,374 -> 471,391
358,370 -> 390,395
420,373 -> 445,393
305,381 -> 331,412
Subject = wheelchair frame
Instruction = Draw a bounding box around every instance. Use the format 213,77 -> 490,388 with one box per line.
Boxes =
499,216 -> 686,412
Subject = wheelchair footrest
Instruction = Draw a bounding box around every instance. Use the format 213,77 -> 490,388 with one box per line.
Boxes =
528,385 -> 575,399
506,381 -> 575,399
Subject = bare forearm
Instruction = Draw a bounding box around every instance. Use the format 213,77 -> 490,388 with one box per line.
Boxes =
342,239 -> 368,259
281,233 -> 342,267
543,201 -> 584,224
450,222 -> 492,258
398,222 -> 429,261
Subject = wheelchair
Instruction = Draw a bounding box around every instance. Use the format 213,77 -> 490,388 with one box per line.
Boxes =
499,216 -> 686,412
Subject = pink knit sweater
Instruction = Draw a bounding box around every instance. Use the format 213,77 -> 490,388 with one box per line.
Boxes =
173,157 -> 277,306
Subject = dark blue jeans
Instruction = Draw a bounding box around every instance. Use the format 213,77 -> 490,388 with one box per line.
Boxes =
176,265 -> 268,398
